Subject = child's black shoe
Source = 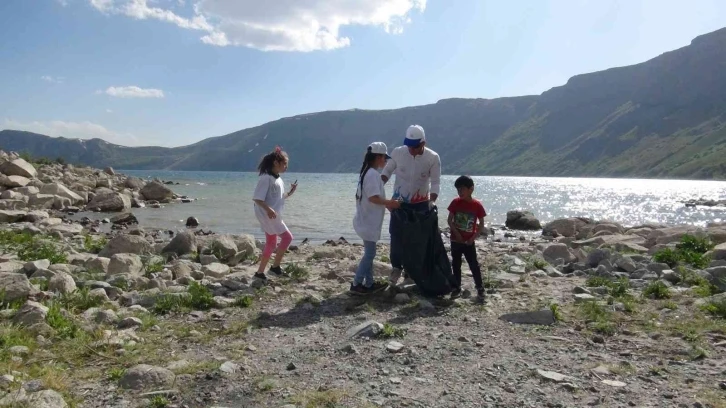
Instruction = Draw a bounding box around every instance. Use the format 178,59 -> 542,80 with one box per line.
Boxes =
366,281 -> 388,295
254,272 -> 268,282
450,287 -> 462,299
349,283 -> 367,296
269,265 -> 288,277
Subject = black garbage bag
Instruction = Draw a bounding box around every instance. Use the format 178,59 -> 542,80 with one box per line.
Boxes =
391,206 -> 455,297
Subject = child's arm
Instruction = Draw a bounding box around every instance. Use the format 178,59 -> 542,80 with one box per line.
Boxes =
253,199 -> 276,219
447,212 -> 464,242
369,195 -> 400,210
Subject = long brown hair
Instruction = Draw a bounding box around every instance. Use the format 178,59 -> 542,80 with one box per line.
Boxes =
258,146 -> 288,176
355,146 -> 382,202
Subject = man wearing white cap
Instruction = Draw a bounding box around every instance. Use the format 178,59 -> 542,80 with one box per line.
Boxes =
381,124 -> 442,285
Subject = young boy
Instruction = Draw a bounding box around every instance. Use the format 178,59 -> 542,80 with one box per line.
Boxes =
447,175 -> 487,300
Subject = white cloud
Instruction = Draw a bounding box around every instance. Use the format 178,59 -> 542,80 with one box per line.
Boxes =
100,86 -> 165,98
106,109 -> 113,113
56,0 -> 69,6
1,118 -> 140,146
87,0 -> 426,52
41,75 -> 64,84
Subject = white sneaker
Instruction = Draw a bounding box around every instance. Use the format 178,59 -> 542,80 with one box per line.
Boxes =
389,268 -> 403,285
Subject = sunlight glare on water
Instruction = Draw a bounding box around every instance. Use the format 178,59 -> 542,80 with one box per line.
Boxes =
122,171 -> 726,244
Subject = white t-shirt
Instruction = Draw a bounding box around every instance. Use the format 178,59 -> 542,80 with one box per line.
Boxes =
381,146 -> 441,204
253,174 -> 289,235
353,168 -> 386,242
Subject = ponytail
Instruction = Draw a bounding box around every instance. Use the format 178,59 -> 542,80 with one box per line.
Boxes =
356,146 -> 379,202
258,146 -> 288,176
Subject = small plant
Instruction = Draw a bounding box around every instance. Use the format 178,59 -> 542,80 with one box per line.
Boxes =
232,295 -> 253,308
148,395 -> 170,408
153,294 -> 185,315
379,323 -> 406,339
609,277 -> 631,299
284,263 -> 310,281
550,303 -> 562,322
653,248 -> 681,267
30,278 -> 50,292
187,282 -> 215,310
59,287 -> 104,313
144,258 -> 165,276
593,321 -> 617,336
83,235 -> 107,254
653,235 -> 714,269
662,300 -> 678,310
679,235 -> 714,254
107,367 -> 126,382
643,281 -> 671,300
579,301 -> 610,322
379,255 -> 390,263
530,257 -> 549,270
45,302 -> 81,339
701,297 -> 726,319
585,276 -> 612,288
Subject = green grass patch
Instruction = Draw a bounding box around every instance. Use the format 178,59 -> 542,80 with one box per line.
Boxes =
58,287 -> 105,313
653,234 -> 714,269
148,395 -> 170,408
107,367 -> 126,382
232,295 -> 253,308
701,297 -> 726,319
378,323 -> 406,339
643,281 -> 671,300
285,263 -> 310,281
289,389 -> 347,408
45,302 -> 82,339
153,282 -> 215,314
83,235 -> 107,254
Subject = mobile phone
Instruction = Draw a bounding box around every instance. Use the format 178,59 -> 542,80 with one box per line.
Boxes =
294,180 -> 298,184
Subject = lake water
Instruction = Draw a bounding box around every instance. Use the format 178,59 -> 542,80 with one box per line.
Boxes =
121,171 -> 726,244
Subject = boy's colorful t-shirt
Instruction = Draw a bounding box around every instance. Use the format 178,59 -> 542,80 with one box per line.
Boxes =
447,198 -> 486,242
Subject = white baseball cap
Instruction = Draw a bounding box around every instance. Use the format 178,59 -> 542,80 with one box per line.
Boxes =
368,142 -> 391,158
404,125 -> 426,147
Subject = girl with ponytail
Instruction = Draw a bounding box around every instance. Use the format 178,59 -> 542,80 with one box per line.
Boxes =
350,142 -> 400,295
252,146 -> 297,282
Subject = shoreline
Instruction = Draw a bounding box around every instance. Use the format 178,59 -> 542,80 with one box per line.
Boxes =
2,153 -> 726,407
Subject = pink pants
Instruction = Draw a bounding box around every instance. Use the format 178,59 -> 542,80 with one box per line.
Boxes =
262,231 -> 293,258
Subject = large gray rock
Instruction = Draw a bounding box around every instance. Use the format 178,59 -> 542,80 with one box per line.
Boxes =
119,364 -> 175,390
162,231 -> 196,256
140,181 -> 174,202
99,235 -> 153,257
587,249 -> 611,268
85,257 -> 111,274
26,389 -> 68,408
39,182 -> 84,205
712,242 -> 726,261
542,244 -> 576,264
0,210 -> 27,223
346,321 -> 384,338
592,223 -> 624,235
28,194 -> 56,209
613,255 -> 638,273
0,158 -> 37,178
505,210 -> 542,231
572,234 -> 646,249
234,234 -> 257,257
706,266 -> 726,291
1,190 -> 27,200
0,175 -> 31,188
202,263 -> 230,278
49,271 -> 77,294
211,235 -> 238,261
107,254 -> 144,277
86,192 -> 131,212
0,273 -> 32,302
542,218 -> 582,238
12,301 -> 49,326
124,177 -> 146,190
171,261 -> 193,280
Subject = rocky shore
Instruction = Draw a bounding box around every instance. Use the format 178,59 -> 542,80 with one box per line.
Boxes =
2,152 -> 726,408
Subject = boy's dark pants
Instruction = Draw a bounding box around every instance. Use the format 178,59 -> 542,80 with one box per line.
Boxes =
450,242 -> 483,290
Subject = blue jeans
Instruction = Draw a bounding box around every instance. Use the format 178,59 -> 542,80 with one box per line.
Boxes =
354,241 -> 377,287
389,201 -> 430,275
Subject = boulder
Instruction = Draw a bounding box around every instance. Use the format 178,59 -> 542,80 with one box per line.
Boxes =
124,177 -> 146,191
162,231 -> 196,256
346,321 -> 384,338
103,167 -> 115,176
0,209 -> 28,223
48,271 -> 77,294
110,212 -> 138,225
203,263 -> 230,278
49,223 -> 83,236
0,273 -> 32,302
85,257 -> 111,274
26,389 -> 68,408
0,175 -> 31,188
25,210 -> 49,222
86,192 -> 131,212
572,234 -> 646,249
107,254 -> 144,277
171,261 -> 193,279
99,235 -> 153,257
0,158 -> 37,178
505,210 -> 542,231
542,218 -> 581,238
211,235 -> 238,261
712,242 -> 726,261
39,183 -> 84,205
12,301 -> 49,326
587,249 -> 611,268
28,194 -> 56,209
14,186 -> 39,196
233,234 -> 257,257
140,181 -> 174,202
119,364 -> 175,390
706,266 -> 726,292
592,223 -> 624,235
542,244 -> 576,264
186,217 -> 199,228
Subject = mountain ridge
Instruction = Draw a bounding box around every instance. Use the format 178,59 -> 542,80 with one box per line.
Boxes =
3,27 -> 726,179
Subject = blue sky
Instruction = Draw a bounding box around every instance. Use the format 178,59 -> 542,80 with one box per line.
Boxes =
1,0 -> 725,147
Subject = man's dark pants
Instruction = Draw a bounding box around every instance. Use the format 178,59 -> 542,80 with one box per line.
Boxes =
389,201 -> 430,278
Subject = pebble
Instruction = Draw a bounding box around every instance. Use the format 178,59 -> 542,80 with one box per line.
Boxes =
386,341 -> 405,353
